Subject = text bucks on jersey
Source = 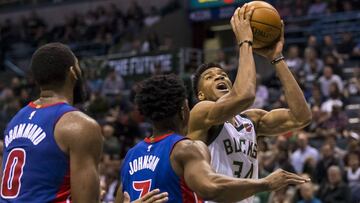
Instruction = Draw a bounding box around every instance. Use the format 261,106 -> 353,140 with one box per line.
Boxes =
208,115 -> 258,180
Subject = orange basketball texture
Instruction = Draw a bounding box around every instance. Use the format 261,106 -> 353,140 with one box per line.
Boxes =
246,1 -> 282,48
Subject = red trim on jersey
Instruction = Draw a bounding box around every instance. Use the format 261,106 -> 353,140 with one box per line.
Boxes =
180,177 -> 203,203
29,101 -> 67,109
144,133 -> 173,143
169,137 -> 188,156
52,169 -> 71,203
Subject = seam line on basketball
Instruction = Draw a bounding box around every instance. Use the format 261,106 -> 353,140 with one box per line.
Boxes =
252,7 -> 279,13
253,37 -> 277,44
250,20 -> 282,30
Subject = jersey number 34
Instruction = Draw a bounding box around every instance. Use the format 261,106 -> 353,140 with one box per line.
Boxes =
233,161 -> 253,178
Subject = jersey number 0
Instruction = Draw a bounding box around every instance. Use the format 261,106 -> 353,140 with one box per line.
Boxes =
1,148 -> 26,199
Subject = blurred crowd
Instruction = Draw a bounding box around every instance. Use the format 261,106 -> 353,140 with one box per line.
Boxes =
272,0 -> 360,17
0,0 -> 360,203
0,0 -> 179,67
250,33 -> 360,202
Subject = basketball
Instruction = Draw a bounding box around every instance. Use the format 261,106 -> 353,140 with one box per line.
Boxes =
246,1 -> 282,48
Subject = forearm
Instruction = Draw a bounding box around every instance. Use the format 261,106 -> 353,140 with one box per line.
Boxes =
71,169 -> 100,203
275,60 -> 311,123
202,174 -> 268,202
232,43 -> 256,100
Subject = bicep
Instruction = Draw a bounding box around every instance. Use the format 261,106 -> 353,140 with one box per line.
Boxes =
176,141 -> 216,198
68,119 -> 103,203
256,109 -> 307,136
184,159 -> 214,191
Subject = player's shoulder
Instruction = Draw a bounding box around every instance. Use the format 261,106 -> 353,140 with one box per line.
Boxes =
171,139 -> 210,162
58,111 -> 99,129
55,111 -> 102,147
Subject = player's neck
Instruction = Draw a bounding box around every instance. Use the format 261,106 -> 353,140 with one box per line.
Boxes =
152,117 -> 185,137
36,89 -> 73,105
152,124 -> 184,137
152,129 -> 176,138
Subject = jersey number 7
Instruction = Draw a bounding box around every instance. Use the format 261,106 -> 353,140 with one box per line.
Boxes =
133,179 -> 152,198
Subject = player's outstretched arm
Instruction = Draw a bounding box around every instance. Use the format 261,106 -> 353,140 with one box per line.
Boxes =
114,184 -> 168,203
189,5 -> 256,140
245,21 -> 312,136
55,111 -> 103,203
171,139 -> 309,202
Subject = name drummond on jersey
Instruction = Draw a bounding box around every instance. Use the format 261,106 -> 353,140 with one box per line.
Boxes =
223,138 -> 257,159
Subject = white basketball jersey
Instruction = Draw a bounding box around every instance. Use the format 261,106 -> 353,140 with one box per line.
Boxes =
206,115 -> 258,203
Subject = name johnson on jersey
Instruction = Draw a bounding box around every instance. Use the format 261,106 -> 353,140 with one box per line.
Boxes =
128,155 -> 160,175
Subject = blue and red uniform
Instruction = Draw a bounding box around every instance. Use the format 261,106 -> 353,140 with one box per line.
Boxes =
1,102 -> 77,203
121,133 -> 203,203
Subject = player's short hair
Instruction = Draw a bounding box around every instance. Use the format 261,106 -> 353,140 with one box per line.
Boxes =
30,42 -> 76,88
136,74 -> 187,122
192,63 -> 223,95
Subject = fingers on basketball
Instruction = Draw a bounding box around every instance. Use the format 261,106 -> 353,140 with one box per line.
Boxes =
280,20 -> 285,42
245,7 -> 255,22
233,8 -> 241,30
239,4 -> 246,21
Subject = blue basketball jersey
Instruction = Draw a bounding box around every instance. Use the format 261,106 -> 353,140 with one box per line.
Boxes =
0,102 -> 77,203
121,133 -> 203,203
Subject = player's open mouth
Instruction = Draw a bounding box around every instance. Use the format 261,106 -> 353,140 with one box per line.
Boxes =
216,82 -> 229,92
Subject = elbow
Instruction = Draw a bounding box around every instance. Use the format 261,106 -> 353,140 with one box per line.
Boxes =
302,106 -> 313,125
196,184 -> 218,201
298,108 -> 312,127
239,94 -> 256,109
302,113 -> 312,127
230,82 -> 256,107
233,90 -> 256,108
196,183 -> 227,202
196,183 -> 222,202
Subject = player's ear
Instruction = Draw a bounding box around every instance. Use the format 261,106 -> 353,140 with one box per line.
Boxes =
197,91 -> 205,101
180,99 -> 189,122
69,66 -> 79,80
180,107 -> 185,121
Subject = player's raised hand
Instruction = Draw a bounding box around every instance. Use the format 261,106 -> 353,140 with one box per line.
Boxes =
264,168 -> 310,191
123,189 -> 169,203
254,20 -> 285,61
230,4 -> 254,44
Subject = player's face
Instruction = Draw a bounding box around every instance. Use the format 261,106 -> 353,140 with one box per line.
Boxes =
197,67 -> 232,101
73,58 -> 87,104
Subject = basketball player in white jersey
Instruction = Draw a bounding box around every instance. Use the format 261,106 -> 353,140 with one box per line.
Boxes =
188,4 -> 312,203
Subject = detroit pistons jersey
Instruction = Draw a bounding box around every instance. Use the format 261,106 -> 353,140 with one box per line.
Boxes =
121,133 -> 203,203
206,114 -> 258,203
1,102 -> 77,203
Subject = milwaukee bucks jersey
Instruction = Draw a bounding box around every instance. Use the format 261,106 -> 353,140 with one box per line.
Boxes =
206,114 -> 258,203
